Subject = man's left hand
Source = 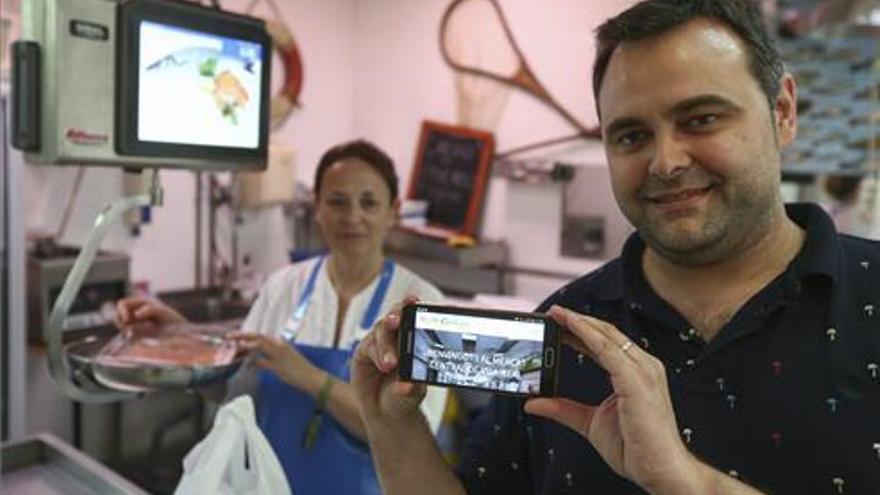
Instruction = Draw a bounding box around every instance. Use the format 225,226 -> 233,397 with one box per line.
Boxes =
525,305 -> 707,494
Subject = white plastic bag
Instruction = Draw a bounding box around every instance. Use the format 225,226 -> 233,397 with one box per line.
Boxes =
175,395 -> 291,495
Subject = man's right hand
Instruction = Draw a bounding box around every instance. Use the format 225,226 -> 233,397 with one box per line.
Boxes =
351,297 -> 467,495
114,296 -> 187,328
351,296 -> 427,430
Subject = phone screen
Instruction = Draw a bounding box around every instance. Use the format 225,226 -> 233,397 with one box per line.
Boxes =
399,304 -> 558,397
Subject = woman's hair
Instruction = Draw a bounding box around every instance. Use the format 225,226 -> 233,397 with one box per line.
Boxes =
314,139 -> 398,203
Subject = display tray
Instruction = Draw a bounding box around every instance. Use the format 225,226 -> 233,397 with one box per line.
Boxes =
1,433 -> 149,495
63,324 -> 248,393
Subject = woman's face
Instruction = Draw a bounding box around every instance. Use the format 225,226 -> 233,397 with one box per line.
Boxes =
314,158 -> 399,260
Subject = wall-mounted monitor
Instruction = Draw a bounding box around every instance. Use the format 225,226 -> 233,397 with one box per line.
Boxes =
116,0 -> 270,162
14,0 -> 271,171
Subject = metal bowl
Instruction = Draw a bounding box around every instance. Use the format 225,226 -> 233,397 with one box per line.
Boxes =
64,333 -> 247,393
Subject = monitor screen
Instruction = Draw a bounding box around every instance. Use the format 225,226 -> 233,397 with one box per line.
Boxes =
116,0 -> 270,164
137,21 -> 263,149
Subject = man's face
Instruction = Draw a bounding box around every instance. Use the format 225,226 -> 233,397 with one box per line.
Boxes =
598,19 -> 797,266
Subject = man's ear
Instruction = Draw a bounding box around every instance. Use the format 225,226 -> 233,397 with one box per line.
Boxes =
774,73 -> 798,148
391,198 -> 401,222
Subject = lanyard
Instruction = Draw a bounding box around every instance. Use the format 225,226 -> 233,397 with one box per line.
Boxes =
282,255 -> 395,347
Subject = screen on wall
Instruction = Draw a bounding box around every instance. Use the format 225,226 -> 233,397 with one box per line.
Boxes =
116,0 -> 271,163
137,21 -> 263,149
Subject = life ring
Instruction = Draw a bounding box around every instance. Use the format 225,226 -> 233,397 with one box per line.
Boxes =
264,19 -> 303,130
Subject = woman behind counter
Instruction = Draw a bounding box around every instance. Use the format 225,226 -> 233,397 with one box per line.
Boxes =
116,140 -> 447,495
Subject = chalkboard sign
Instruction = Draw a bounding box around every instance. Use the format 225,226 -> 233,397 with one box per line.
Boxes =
407,121 -> 495,236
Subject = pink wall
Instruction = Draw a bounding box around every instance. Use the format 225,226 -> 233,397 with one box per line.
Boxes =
21,0 -> 637,297
351,0 -> 637,299
352,0 -> 633,162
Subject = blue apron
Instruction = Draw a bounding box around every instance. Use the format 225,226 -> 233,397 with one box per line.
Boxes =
258,256 -> 394,495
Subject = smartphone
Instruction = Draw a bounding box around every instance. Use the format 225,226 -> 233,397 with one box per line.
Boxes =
398,303 -> 559,397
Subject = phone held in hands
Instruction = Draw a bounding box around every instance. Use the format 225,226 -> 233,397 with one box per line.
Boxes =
398,303 -> 559,397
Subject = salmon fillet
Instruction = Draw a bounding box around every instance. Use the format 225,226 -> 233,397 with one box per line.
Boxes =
97,322 -> 238,367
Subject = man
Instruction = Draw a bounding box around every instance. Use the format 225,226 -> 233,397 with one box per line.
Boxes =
352,1 -> 880,493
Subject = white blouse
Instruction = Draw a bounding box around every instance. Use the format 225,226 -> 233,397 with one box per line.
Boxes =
240,257 -> 448,433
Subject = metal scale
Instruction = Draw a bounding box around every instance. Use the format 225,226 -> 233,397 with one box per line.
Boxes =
11,0 -> 271,403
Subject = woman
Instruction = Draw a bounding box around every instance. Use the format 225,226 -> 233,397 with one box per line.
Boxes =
116,140 -> 447,495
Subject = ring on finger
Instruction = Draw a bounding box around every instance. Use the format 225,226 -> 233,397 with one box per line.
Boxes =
620,340 -> 634,354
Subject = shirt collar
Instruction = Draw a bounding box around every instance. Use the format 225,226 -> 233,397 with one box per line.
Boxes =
605,202 -> 841,302
785,202 -> 841,282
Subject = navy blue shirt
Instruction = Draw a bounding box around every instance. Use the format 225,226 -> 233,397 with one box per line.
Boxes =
456,203 -> 880,494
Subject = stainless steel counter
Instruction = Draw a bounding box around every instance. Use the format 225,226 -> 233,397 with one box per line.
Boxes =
385,229 -> 510,296
19,287 -> 249,494
2,433 -> 149,494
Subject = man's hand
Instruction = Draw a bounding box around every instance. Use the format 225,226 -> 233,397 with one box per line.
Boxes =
525,305 -> 710,495
351,296 -> 427,430
350,297 -> 466,495
115,296 -> 187,328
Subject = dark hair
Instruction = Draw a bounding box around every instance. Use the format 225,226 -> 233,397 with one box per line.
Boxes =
314,139 -> 398,203
592,0 -> 784,115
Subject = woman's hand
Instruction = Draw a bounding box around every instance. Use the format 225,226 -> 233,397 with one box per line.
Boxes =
230,333 -> 325,393
351,296 -> 427,430
115,296 -> 187,327
524,305 -> 707,494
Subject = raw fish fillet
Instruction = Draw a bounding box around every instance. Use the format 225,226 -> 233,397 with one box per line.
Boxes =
96,322 -> 239,367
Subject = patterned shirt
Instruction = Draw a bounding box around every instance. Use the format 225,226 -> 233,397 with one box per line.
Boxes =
456,203 -> 880,494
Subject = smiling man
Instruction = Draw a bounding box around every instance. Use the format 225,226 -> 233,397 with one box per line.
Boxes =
596,11 -> 805,343
352,1 -> 880,494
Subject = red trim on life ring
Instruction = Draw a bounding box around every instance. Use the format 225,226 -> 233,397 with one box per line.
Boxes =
278,40 -> 303,104
263,19 -> 303,129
